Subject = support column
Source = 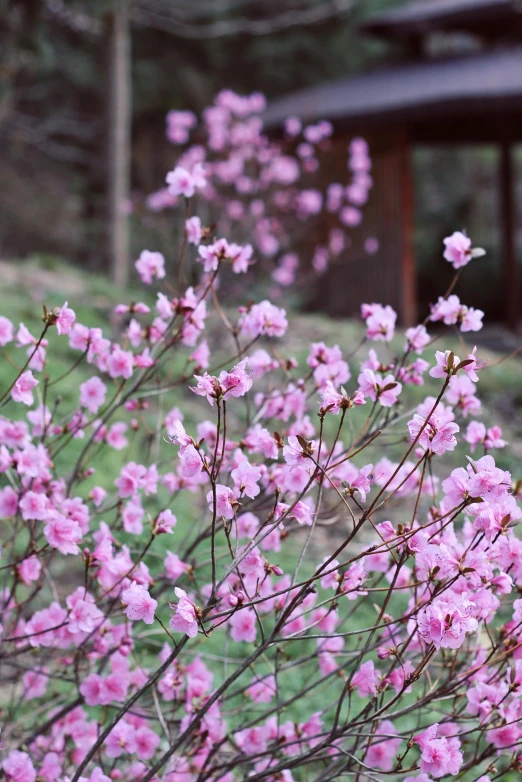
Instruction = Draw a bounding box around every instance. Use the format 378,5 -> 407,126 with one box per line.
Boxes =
108,0 -> 132,288
399,132 -> 417,326
500,142 -> 519,331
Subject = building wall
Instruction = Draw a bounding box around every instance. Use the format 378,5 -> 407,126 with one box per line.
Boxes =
309,127 -> 416,325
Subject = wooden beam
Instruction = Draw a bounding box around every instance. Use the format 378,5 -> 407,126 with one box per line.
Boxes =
399,133 -> 417,326
108,0 -> 132,288
499,142 -> 520,330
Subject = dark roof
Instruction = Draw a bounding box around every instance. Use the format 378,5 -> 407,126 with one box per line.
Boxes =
263,47 -> 522,138
360,0 -> 521,39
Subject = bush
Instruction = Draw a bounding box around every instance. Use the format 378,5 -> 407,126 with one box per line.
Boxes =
0,95 -> 521,782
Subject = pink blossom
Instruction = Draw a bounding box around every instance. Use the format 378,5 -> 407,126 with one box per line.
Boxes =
79,376 -> 107,414
19,490 -> 49,521
12,371 -> 39,406
364,719 -> 401,771
239,300 -> 288,338
207,484 -> 236,519
18,555 -> 42,585
122,500 -> 144,534
67,588 -> 104,634
247,675 -> 277,703
155,509 -> 177,534
107,347 -> 134,379
443,230 -> 484,269
415,724 -> 463,778
357,369 -> 401,407
0,316 -> 14,345
352,659 -> 378,698
405,324 -> 430,353
417,594 -> 478,649
407,414 -> 459,455
363,303 -> 396,341
44,513 -> 83,555
56,302 -> 76,335
23,667 -> 49,699
2,751 -> 37,782
135,250 -> 166,284
170,587 -> 199,637
232,459 -> 261,499
121,582 -> 157,624
229,609 -> 257,642
104,720 -> 137,757
186,215 -> 202,245
164,551 -> 190,581
166,163 -> 206,198
0,486 -> 19,517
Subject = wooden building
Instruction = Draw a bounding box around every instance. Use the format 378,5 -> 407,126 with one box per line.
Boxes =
264,0 -> 522,327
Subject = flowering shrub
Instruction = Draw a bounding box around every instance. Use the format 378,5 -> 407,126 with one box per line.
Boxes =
146,90 -> 375,291
1,97 -> 522,782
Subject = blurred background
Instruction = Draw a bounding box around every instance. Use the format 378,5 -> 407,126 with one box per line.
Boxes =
1,0 -> 521,329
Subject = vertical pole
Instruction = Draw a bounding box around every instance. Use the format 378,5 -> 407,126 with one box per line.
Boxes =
500,141 -> 519,331
400,131 -> 417,326
108,0 -> 131,288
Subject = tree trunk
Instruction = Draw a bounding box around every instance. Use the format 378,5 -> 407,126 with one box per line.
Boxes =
107,0 -> 131,288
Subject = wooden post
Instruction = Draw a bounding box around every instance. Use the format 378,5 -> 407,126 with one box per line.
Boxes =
399,132 -> 417,326
108,0 -> 132,288
500,142 -> 519,331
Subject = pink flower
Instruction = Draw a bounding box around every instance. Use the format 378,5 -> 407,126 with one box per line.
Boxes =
407,414 -> 459,455
104,720 -> 137,758
231,459 -> 261,499
405,324 -> 430,353
121,582 -> 157,624
219,359 -> 253,399
89,485 -> 107,507
430,349 -> 459,379
79,767 -> 111,782
2,751 -> 37,782
0,316 -> 14,345
363,303 -> 397,341
56,302 -> 76,335
417,594 -> 478,649
239,300 -> 288,338
247,674 -> 277,703
115,461 -> 147,497
18,555 -> 42,585
67,588 -> 104,634
135,250 -> 166,284
164,551 -> 190,581
155,509 -> 177,534
79,376 -> 107,414
364,719 -> 401,771
166,164 -> 206,198
107,347 -> 134,379
0,486 -> 19,517
207,484 -> 236,520
135,724 -> 160,760
19,490 -> 49,521
415,724 -> 463,778
229,609 -> 257,643
170,587 -> 199,637
185,215 -> 202,245
357,369 -> 401,407
44,513 -> 83,555
12,371 -> 39,406
39,753 -> 61,782
352,659 -> 378,698
23,668 -> 48,699
443,230 -> 484,270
